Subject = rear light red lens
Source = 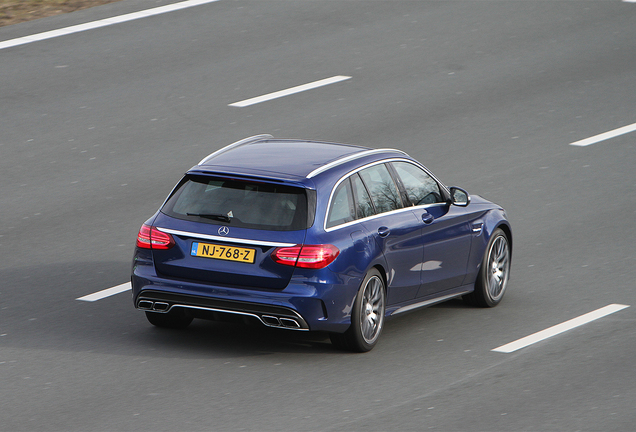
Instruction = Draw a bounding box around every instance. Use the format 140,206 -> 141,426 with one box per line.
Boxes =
136,224 -> 175,250
271,244 -> 339,269
136,224 -> 152,248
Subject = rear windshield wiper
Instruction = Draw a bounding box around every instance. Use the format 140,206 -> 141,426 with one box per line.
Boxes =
186,213 -> 231,222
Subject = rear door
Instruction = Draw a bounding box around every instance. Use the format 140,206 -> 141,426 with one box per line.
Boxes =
151,175 -> 309,290
352,164 -> 424,305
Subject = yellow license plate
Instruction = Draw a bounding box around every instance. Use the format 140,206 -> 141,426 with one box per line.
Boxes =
190,242 -> 256,264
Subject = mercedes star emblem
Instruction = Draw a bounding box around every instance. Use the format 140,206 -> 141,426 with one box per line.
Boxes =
218,226 -> 230,236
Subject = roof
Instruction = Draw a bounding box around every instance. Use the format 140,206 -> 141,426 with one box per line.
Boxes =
193,135 -> 408,181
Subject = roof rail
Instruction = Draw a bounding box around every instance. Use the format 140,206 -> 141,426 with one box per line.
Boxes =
198,134 -> 273,165
306,148 -> 408,179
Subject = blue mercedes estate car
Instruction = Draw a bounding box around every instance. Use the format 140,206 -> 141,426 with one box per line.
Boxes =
132,135 -> 511,352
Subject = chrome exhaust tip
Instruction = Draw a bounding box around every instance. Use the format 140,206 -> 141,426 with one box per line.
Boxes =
279,318 -> 301,328
138,300 -> 154,310
153,302 -> 170,312
261,315 -> 281,326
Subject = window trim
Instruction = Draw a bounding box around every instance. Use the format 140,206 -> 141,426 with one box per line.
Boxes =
306,148 -> 408,179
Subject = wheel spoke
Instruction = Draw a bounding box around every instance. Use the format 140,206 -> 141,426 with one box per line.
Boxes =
362,316 -> 374,339
498,247 -> 507,264
495,239 -> 505,261
369,279 -> 380,301
371,292 -> 380,307
362,306 -> 372,339
489,275 -> 497,294
499,256 -> 508,272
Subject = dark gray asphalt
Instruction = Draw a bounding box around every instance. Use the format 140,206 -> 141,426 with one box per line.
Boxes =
1,1 -> 635,430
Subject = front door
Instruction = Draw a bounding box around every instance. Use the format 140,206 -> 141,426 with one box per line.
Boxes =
415,204 -> 471,297
389,161 -> 471,298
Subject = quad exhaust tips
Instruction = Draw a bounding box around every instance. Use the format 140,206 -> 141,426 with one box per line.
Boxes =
136,299 -> 306,330
261,315 -> 302,329
137,300 -> 169,312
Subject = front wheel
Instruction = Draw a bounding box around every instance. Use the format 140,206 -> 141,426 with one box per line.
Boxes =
330,268 -> 386,352
465,228 -> 510,307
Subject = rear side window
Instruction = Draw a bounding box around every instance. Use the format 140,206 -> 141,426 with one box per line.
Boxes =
351,173 -> 376,219
162,175 -> 310,231
358,164 -> 403,213
326,179 -> 355,229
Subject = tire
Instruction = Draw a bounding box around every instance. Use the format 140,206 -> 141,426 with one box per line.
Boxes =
145,309 -> 193,329
465,228 -> 510,308
330,268 -> 386,352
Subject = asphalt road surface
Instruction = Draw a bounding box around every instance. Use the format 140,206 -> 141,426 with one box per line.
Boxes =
1,0 -> 635,430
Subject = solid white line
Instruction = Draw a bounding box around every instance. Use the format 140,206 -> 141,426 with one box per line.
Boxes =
492,304 -> 630,353
229,76 -> 352,107
0,0 -> 219,51
570,122 -> 636,146
76,282 -> 131,302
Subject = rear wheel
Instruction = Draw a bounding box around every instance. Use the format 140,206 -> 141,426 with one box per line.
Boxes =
465,228 -> 510,307
330,268 -> 386,352
145,309 -> 193,329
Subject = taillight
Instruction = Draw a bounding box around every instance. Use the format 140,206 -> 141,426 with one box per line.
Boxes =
271,244 -> 339,269
136,224 -> 175,250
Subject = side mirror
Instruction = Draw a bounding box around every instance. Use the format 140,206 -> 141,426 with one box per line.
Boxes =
449,187 -> 470,207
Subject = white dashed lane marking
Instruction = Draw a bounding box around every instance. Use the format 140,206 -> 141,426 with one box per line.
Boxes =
76,282 -> 131,302
0,0 -> 219,50
229,76 -> 352,107
492,304 -> 630,353
570,122 -> 636,146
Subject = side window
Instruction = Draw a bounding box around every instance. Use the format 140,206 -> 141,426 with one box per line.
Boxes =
392,162 -> 444,206
358,164 -> 403,213
351,173 -> 376,219
326,179 -> 355,228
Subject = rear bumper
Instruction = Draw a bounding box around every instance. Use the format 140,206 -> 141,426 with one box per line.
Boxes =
136,289 -> 310,330
131,262 -> 360,333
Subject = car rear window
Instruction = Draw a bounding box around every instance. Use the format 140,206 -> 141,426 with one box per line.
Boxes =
161,175 -> 311,231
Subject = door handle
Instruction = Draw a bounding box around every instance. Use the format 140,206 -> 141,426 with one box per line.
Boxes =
377,226 -> 390,238
422,212 -> 434,224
